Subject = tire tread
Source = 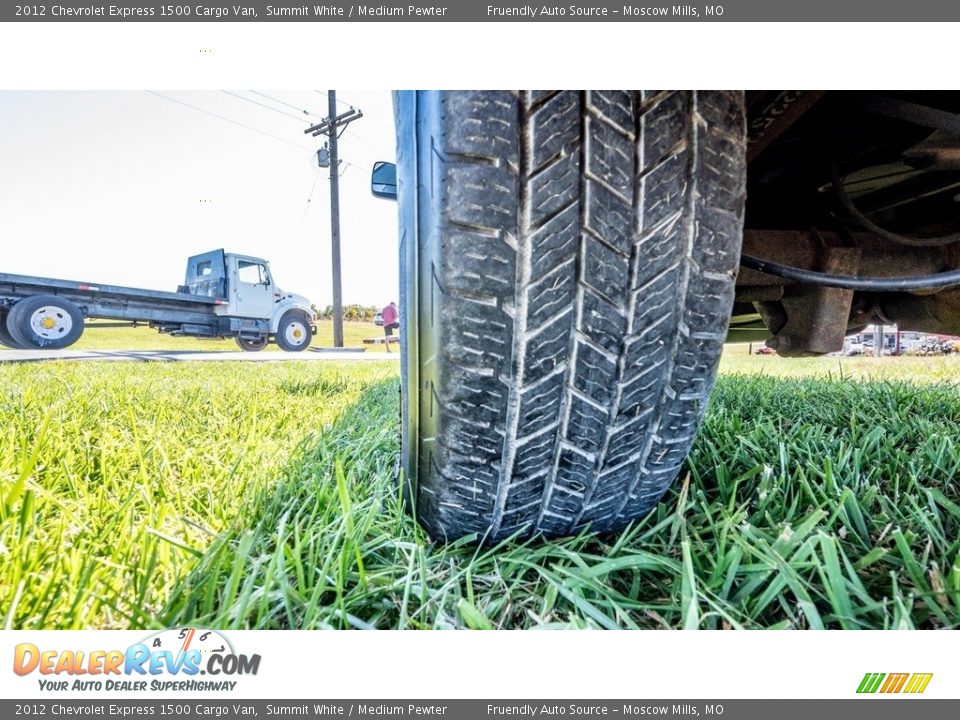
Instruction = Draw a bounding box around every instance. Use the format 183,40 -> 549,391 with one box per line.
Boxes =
411,91 -> 746,542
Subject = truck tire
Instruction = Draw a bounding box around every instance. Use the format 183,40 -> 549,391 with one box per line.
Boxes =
236,336 -> 268,352
397,91 -> 746,542
6,295 -> 85,350
275,311 -> 312,352
0,311 -> 27,349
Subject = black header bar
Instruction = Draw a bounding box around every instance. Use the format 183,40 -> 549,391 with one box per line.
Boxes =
3,1 -> 959,22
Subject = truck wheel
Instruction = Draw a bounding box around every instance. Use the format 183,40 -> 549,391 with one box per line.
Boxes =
7,295 -> 85,350
235,336 -> 268,352
275,312 -> 312,352
398,91 -> 746,542
0,311 -> 27,349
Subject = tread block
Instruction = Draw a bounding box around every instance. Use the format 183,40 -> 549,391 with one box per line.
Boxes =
514,431 -> 556,479
638,150 -> 689,230
440,229 -> 516,295
518,373 -> 565,436
566,394 -> 609,455
543,448 -> 596,519
529,152 -> 580,226
640,91 -> 687,165
582,233 -> 630,307
433,380 -> 504,427
445,91 -> 518,163
528,91 -> 581,171
443,163 -> 518,230
529,201 -> 580,279
585,114 -> 634,200
572,343 -> 619,406
603,420 -> 650,468
587,91 -> 636,137
523,316 -> 571,383
584,179 -> 635,255
438,299 -> 512,373
526,268 -> 577,329
581,288 -> 628,354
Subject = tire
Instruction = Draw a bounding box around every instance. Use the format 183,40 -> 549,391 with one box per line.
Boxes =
236,336 -> 268,352
0,310 -> 27,349
275,312 -> 312,352
7,295 -> 85,350
397,91 -> 746,543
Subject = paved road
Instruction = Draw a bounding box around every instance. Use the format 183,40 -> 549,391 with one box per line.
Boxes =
0,348 -> 401,363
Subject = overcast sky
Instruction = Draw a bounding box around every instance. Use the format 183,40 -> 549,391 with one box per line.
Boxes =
0,90 -> 398,308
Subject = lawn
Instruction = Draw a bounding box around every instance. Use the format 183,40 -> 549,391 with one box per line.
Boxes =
72,320 -> 395,353
1,352 -> 959,629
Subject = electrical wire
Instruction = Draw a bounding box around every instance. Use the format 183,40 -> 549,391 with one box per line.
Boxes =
235,91 -> 366,144
314,89 -> 358,110
740,253 -> 960,291
250,91 -> 323,120
146,91 -> 313,151
301,172 -> 321,220
833,167 -> 960,247
221,90 -> 310,124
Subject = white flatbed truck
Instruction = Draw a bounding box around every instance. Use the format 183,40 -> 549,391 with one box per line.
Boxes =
0,250 -> 317,352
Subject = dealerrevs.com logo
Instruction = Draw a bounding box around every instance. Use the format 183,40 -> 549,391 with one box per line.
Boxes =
13,628 -> 260,693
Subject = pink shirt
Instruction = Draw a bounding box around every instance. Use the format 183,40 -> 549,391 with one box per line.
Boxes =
382,305 -> 398,325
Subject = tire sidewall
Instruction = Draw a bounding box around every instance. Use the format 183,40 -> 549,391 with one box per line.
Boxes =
0,310 -> 27,349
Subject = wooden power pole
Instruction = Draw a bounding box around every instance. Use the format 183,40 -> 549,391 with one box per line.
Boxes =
305,92 -> 362,347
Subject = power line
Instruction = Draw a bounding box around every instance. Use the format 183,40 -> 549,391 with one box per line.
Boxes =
314,90 -> 358,110
221,90 -> 311,124
251,90 -> 366,142
146,91 -> 312,151
301,172 -> 321,220
250,91 -> 324,120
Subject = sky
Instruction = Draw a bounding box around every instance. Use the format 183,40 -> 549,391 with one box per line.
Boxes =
0,90 -> 398,309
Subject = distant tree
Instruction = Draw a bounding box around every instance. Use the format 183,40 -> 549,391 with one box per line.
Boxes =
312,304 -> 380,321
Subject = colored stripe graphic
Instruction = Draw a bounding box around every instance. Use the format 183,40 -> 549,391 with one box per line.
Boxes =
857,673 -> 885,694
881,673 -> 908,693
857,672 -> 932,694
904,674 -> 934,694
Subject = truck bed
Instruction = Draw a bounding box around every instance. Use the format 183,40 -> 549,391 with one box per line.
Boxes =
0,272 -> 225,307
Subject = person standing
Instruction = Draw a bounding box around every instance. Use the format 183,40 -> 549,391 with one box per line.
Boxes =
381,301 -> 399,352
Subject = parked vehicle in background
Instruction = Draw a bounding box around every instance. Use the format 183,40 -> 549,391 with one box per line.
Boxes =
374,311 -> 384,327
374,91 -> 960,543
0,250 -> 317,352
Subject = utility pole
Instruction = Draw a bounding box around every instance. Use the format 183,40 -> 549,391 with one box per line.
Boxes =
305,92 -> 362,347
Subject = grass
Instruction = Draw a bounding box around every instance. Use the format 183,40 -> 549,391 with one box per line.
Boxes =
0,361 -> 397,629
2,352 -> 959,629
721,343 -> 960,383
73,320 -> 395,353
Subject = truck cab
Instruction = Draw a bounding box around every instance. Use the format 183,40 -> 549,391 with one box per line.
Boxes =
182,249 -> 317,351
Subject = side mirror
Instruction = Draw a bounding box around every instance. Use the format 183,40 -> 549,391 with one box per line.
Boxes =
371,161 -> 398,200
